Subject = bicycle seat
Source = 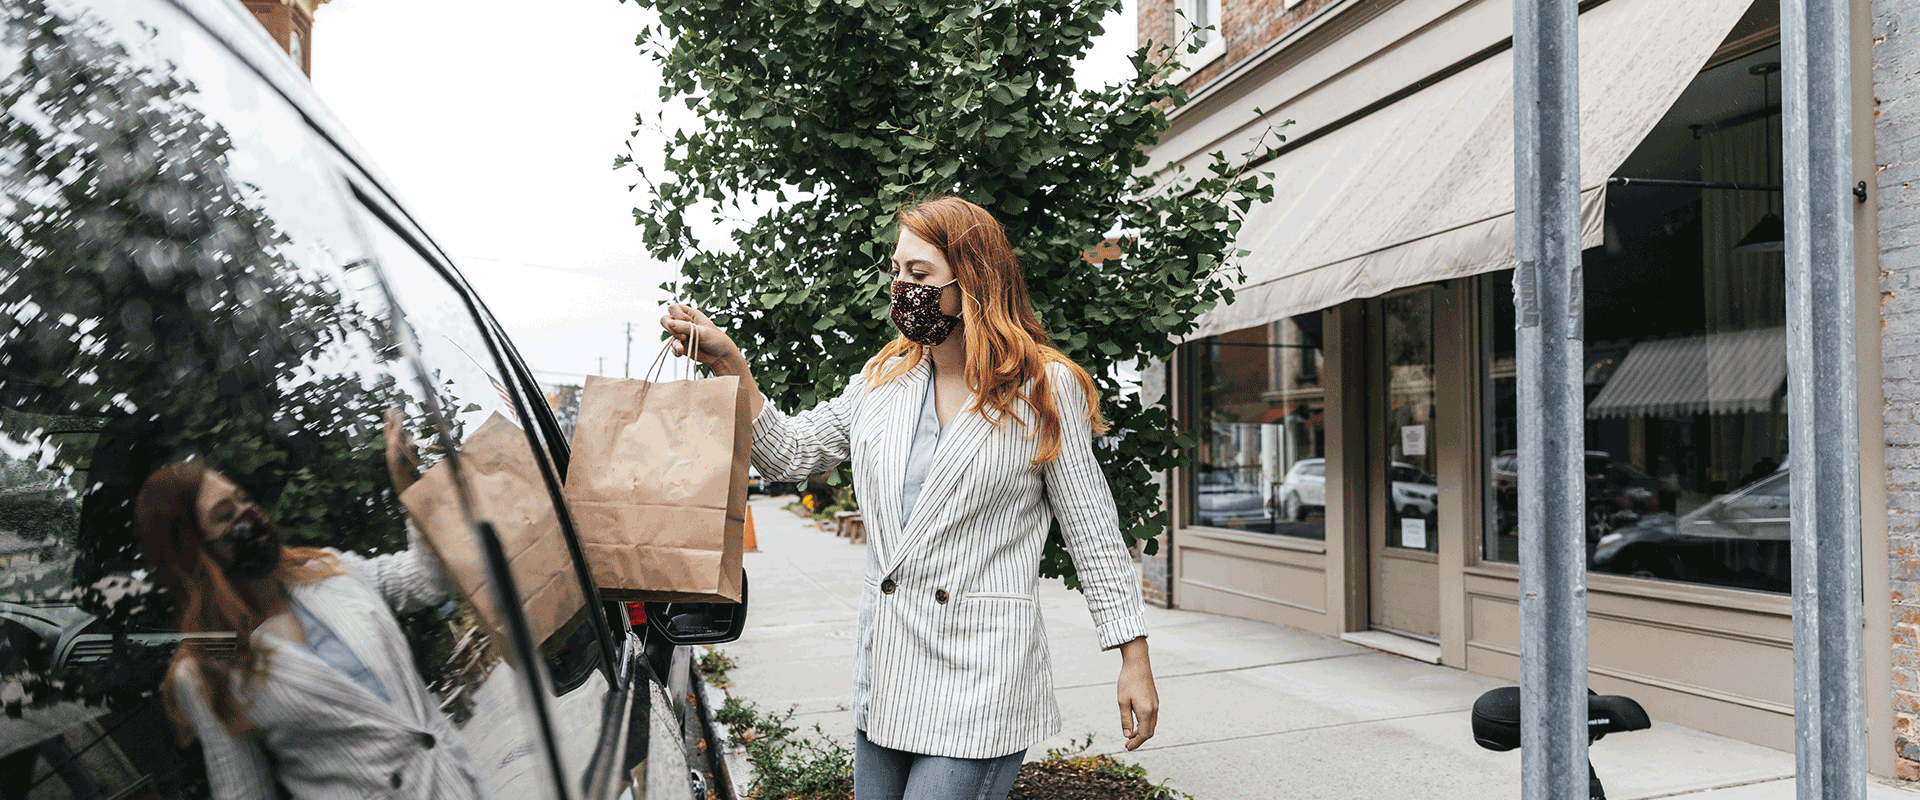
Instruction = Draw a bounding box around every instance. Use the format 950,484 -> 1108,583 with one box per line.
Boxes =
1471,687 -> 1652,751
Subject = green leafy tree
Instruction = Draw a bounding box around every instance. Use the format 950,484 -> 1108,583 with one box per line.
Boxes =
0,0 -> 443,722
619,0 -> 1281,585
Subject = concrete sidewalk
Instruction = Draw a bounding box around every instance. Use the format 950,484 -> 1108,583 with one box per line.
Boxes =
719,496 -> 1918,799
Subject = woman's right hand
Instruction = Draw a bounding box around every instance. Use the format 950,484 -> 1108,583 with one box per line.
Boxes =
660,304 -> 745,373
660,304 -> 766,418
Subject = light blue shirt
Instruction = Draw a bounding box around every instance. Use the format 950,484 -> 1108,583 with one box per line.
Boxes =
291,600 -> 390,704
899,377 -> 946,525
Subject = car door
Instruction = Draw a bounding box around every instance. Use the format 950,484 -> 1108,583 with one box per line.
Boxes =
0,0 -> 568,796
342,185 -> 641,796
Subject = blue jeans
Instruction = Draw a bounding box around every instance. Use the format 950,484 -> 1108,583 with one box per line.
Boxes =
854,729 -> 1026,800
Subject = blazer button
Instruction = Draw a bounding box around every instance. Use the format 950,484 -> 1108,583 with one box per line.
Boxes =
420,732 -> 437,749
881,579 -> 896,594
390,772 -> 404,789
935,589 -> 949,604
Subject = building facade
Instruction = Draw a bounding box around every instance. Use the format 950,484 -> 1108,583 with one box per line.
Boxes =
242,0 -> 327,76
1139,0 -> 1916,778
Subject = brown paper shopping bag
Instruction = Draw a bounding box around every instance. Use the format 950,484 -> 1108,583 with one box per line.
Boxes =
563,344 -> 751,603
402,412 -> 587,651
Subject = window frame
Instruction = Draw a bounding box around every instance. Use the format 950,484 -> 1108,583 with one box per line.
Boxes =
1167,0 -> 1227,83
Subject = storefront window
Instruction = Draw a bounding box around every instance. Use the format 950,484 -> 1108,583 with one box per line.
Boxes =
1480,48 -> 1789,594
1190,315 -> 1327,539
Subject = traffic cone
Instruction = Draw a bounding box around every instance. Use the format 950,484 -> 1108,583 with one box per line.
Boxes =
743,506 -> 759,552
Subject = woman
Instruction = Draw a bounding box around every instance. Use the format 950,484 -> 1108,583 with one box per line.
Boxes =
135,447 -> 483,800
661,195 -> 1158,800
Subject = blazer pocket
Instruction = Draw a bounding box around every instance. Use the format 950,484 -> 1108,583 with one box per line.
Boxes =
959,591 -> 1033,603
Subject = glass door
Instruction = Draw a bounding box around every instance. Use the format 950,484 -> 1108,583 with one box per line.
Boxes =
1369,287 -> 1442,639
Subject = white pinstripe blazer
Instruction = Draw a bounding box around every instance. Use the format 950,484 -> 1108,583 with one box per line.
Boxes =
751,358 -> 1148,759
173,543 -> 485,800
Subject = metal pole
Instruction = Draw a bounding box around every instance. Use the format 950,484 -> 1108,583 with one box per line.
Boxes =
1513,0 -> 1588,797
1782,0 -> 1864,793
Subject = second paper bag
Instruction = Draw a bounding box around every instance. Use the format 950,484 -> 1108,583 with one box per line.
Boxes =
402,412 -> 587,652
565,372 -> 750,602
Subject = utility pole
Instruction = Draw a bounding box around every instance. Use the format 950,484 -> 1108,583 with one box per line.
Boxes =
624,322 -> 633,378
1513,0 -> 1588,797
1782,0 -> 1864,794
597,356 -> 605,376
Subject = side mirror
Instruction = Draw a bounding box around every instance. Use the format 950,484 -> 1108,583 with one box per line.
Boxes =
644,571 -> 749,646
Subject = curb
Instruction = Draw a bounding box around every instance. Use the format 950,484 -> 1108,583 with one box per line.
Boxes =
698,668 -> 754,800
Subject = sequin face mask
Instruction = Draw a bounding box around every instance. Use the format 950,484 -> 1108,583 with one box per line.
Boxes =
889,278 -> 960,346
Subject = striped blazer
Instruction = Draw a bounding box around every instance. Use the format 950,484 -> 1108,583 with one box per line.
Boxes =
173,543 -> 485,800
751,358 -> 1148,759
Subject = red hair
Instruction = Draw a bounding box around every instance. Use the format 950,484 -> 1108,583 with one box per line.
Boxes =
866,196 -> 1106,465
135,457 -> 339,741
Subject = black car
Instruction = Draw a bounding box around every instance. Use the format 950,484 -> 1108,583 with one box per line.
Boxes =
0,0 -> 742,797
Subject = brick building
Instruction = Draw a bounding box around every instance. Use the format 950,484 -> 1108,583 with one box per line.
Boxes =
242,0 -> 327,76
1137,0 -> 1920,780
1875,0 -> 1920,776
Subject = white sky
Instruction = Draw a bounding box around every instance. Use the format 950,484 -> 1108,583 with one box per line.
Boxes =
311,0 -> 1139,385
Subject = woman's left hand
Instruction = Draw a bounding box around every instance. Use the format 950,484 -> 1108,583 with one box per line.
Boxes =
1116,637 -> 1158,751
384,408 -> 423,496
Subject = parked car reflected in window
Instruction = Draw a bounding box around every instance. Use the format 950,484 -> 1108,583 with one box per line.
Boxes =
1481,154 -> 1791,594
1592,465 -> 1789,592
1275,458 -> 1326,522
1191,315 -> 1327,540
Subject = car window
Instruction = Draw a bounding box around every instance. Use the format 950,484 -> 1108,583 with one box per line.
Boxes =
350,205 -> 608,788
0,2 -> 557,797
1304,462 -> 1325,478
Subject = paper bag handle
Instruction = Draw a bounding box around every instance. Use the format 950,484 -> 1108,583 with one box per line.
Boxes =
647,317 -> 701,382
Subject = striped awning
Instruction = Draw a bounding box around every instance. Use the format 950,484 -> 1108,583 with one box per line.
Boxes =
1186,0 -> 1757,340
1585,327 -> 1786,419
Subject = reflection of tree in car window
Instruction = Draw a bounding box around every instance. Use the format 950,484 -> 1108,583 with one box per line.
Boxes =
0,0 -> 422,715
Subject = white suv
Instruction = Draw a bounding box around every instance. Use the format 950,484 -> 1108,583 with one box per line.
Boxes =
1275,458 -> 1439,521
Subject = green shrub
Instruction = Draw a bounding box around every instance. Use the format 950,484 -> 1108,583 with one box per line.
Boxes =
697,647 -> 739,688
714,697 -> 854,800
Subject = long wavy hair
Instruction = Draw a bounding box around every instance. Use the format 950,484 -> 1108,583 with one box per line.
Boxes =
134,456 -> 340,741
866,195 -> 1107,465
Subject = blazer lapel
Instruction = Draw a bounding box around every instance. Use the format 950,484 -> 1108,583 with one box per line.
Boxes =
866,361 -> 928,570
288,579 -> 416,725
882,399 -> 994,577
256,629 -> 410,727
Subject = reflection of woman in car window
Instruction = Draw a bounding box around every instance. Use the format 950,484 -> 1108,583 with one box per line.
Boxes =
133,455 -> 483,800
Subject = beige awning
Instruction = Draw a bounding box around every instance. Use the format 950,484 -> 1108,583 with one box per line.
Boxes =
1586,327 -> 1787,419
1189,0 -> 1756,340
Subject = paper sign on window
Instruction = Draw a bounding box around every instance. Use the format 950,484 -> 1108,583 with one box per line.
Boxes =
1400,517 -> 1428,549
1401,425 -> 1427,457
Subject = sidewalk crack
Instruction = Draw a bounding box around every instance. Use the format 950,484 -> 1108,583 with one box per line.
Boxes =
786,559 -> 862,612
1110,707 -> 1468,754
1053,652 -> 1371,690
1629,775 -> 1793,799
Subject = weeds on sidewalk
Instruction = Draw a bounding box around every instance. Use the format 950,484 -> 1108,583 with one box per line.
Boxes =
1006,734 -> 1194,800
697,647 -> 738,689
711,689 -> 1187,800
715,697 -> 854,800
